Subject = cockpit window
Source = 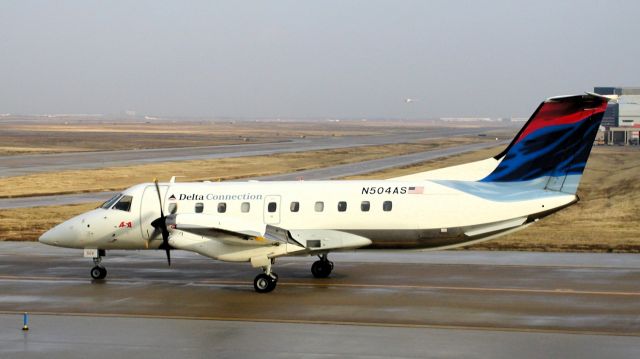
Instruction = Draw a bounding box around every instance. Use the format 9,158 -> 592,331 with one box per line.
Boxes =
100,194 -> 122,209
112,195 -> 133,212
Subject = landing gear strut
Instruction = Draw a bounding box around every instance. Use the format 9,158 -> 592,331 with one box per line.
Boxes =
311,254 -> 333,278
253,263 -> 278,293
90,249 -> 107,280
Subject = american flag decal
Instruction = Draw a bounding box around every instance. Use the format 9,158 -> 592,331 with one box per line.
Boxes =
408,186 -> 423,194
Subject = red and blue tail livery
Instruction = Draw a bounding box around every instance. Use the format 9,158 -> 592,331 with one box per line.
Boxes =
481,93 -> 608,193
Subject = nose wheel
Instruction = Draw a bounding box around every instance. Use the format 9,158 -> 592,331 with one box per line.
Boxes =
90,266 -> 107,280
311,254 -> 334,278
90,251 -> 107,280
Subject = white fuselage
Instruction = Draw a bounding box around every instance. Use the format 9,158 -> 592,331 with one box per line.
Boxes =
41,179 -> 577,252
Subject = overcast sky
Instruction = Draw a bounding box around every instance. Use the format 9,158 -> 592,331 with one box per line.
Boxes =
1,1 -> 639,118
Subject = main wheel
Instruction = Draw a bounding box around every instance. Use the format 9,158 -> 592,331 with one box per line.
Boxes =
90,266 -> 107,280
254,273 -> 277,293
98,267 -> 107,279
311,260 -> 332,278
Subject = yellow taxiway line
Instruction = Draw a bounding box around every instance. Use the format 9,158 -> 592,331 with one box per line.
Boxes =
0,274 -> 639,297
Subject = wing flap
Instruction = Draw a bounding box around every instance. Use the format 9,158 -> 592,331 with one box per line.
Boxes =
165,213 -> 372,260
289,229 -> 372,251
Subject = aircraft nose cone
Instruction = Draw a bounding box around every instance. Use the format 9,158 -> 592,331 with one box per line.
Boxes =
39,226 -> 63,246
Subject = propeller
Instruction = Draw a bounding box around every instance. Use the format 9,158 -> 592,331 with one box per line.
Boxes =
150,178 -> 172,266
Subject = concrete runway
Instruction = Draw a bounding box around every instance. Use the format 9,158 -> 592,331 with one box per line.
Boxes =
1,243 -> 639,358
0,127 -> 488,178
0,140 -> 507,209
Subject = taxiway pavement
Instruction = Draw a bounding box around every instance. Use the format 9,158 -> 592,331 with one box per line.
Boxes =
0,140 -> 507,209
0,243 -> 638,358
0,128 -> 488,178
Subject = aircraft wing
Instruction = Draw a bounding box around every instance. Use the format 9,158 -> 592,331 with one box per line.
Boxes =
164,213 -> 372,262
166,213 -> 274,246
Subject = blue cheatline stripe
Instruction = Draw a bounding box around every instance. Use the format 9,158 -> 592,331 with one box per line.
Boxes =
433,175 -> 581,202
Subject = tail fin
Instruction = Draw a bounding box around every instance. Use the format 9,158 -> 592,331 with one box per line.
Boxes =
481,93 -> 609,194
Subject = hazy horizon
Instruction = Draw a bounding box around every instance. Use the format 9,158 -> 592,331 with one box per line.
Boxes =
1,1 -> 639,119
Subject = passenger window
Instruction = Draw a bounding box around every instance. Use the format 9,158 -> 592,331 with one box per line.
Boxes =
112,195 -> 133,212
315,201 -> 324,212
290,202 -> 300,212
361,201 -> 370,212
383,201 -> 392,212
337,201 -> 347,212
218,202 -> 227,213
241,202 -> 250,213
168,203 -> 177,214
268,202 -> 277,213
195,202 -> 204,213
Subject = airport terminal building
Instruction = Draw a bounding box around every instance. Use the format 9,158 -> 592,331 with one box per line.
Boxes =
594,86 -> 640,145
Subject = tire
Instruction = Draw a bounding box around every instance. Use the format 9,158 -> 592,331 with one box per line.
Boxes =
311,260 -> 332,278
98,267 -> 107,279
90,266 -> 103,280
254,273 -> 276,293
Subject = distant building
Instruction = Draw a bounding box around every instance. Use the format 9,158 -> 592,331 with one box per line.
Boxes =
593,87 -> 640,127
594,87 -> 640,145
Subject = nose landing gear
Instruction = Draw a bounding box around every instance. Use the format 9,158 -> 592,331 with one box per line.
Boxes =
90,265 -> 107,280
89,250 -> 107,280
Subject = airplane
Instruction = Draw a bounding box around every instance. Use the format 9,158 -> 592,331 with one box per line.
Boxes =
39,93 -> 610,293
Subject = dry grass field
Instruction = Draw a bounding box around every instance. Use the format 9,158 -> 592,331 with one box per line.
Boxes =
1,144 -> 637,252
0,138 -> 485,198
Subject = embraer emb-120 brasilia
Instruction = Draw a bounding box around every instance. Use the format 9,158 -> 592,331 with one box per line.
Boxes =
40,93 -> 610,293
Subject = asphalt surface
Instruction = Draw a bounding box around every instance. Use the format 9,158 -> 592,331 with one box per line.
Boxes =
0,140 -> 507,209
0,243 -> 639,358
254,140 -> 507,181
2,315 -> 638,359
0,128 -> 487,178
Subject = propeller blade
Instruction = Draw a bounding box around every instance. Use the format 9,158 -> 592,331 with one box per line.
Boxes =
153,178 -> 165,219
152,178 -> 172,266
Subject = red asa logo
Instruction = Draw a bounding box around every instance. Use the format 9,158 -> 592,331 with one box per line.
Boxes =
119,221 -> 133,228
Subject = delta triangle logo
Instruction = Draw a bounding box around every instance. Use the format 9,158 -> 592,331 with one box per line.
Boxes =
168,194 -> 176,200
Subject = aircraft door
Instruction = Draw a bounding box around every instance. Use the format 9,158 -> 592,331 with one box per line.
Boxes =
263,195 -> 281,225
139,185 -> 169,242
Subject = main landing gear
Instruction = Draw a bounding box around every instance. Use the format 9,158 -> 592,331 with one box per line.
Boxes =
254,263 -> 278,293
253,254 -> 335,293
90,249 -> 107,280
311,254 -> 333,278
